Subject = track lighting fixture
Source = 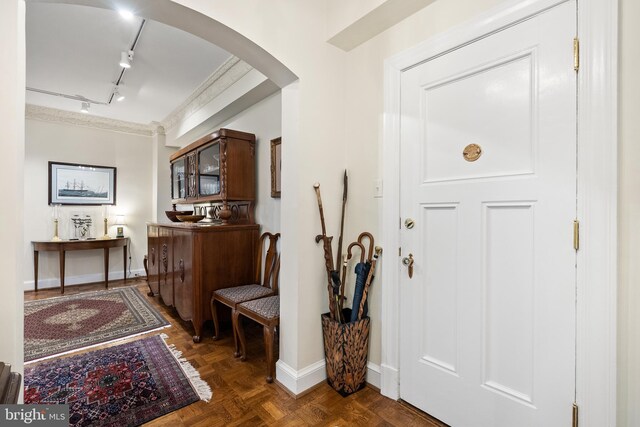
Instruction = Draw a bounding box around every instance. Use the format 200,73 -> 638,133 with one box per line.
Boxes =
80,102 -> 90,113
119,50 -> 133,69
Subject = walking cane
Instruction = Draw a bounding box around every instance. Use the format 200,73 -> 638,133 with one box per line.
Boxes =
313,183 -> 337,320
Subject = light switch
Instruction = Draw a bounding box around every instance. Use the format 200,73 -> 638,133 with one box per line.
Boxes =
374,179 -> 383,198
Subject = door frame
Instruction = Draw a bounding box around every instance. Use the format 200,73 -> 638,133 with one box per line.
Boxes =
380,0 -> 618,426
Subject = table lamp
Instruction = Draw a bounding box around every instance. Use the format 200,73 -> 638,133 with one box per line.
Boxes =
115,215 -> 125,238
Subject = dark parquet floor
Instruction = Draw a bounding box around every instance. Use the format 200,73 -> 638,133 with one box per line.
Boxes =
25,278 -> 447,426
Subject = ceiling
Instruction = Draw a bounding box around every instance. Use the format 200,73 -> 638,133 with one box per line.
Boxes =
26,3 -> 233,124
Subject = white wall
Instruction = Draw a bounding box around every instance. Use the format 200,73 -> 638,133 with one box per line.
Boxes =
618,0 -> 640,425
0,0 -> 24,386
219,91 -> 282,234
24,119 -> 153,288
342,0 -> 503,369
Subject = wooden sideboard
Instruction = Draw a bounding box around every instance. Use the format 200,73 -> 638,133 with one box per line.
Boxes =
147,223 -> 259,342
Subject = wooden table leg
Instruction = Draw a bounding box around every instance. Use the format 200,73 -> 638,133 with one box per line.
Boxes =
104,247 -> 109,289
123,243 -> 127,283
59,250 -> 65,294
33,250 -> 39,292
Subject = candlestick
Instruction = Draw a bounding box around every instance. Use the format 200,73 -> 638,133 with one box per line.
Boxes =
51,218 -> 61,241
100,205 -> 111,239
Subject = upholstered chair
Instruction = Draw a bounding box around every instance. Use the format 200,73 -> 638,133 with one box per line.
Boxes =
210,232 -> 280,356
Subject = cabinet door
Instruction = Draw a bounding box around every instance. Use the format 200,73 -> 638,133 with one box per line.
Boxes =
147,225 -> 159,295
173,230 -> 193,321
171,158 -> 186,201
159,227 -> 173,306
197,142 -> 220,197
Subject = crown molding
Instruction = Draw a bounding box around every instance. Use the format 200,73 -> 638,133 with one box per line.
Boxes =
25,104 -> 155,136
160,56 -> 254,131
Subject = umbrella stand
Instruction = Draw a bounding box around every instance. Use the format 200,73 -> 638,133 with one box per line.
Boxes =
321,238 -> 380,397
313,176 -> 380,396
321,309 -> 370,396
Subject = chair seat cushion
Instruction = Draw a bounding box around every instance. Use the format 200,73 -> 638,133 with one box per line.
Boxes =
214,284 -> 273,304
239,295 -> 280,320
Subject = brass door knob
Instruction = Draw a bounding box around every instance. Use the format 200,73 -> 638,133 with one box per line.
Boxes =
402,253 -> 414,279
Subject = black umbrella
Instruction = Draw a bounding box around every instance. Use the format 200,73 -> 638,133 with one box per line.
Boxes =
351,261 -> 371,322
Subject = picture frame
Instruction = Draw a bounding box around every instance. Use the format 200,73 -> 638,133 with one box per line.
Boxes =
270,137 -> 281,198
48,161 -> 117,206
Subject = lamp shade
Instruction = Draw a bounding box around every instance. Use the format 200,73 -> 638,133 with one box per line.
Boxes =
115,215 -> 126,225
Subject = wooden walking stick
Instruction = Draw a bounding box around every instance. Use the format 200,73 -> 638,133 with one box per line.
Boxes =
313,183 -> 337,320
330,171 -> 348,323
357,246 -> 382,320
335,171 -> 348,269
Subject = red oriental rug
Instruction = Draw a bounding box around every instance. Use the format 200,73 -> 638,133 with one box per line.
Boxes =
24,334 -> 211,427
24,287 -> 169,363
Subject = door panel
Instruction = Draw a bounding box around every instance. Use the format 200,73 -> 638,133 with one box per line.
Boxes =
483,203 -> 535,403
422,53 -> 535,183
399,3 -> 576,426
147,225 -> 159,295
159,227 -> 173,306
420,204 -> 459,374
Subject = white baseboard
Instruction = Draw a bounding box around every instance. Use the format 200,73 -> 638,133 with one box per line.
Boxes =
24,269 -> 146,291
367,362 -> 381,389
276,359 -> 326,395
275,359 -> 383,395
380,363 -> 400,399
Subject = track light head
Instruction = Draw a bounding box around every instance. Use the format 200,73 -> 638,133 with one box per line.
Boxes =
119,50 -> 133,68
80,102 -> 90,113
113,87 -> 125,102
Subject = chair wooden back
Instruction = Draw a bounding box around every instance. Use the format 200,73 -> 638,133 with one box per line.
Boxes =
256,232 -> 280,292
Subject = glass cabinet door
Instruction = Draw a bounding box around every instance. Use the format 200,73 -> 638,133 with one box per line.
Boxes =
198,143 -> 220,196
172,158 -> 186,199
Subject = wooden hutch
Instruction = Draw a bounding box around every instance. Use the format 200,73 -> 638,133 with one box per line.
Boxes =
147,129 -> 259,342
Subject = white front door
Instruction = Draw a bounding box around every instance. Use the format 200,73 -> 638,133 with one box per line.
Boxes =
399,2 -> 577,426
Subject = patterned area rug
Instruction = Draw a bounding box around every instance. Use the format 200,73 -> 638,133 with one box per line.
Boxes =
24,334 -> 211,427
25,287 -> 170,363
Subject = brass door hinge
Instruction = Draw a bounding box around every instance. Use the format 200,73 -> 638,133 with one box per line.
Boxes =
573,37 -> 580,72
572,403 -> 579,427
573,220 -> 580,251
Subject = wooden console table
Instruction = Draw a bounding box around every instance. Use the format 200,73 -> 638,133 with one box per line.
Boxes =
32,237 -> 129,293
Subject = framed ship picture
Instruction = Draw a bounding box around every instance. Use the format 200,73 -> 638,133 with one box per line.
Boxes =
48,161 -> 116,205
